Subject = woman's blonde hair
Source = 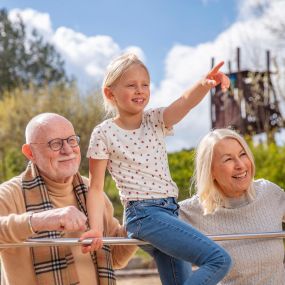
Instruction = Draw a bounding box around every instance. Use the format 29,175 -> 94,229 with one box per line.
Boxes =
194,128 -> 256,214
102,53 -> 149,115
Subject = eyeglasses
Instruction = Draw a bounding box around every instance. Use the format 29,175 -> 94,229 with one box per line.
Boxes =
30,135 -> 80,151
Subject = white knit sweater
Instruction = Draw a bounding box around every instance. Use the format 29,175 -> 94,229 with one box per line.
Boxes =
179,179 -> 285,285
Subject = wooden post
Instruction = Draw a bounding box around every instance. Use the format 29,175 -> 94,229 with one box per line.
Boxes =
266,50 -> 275,144
236,47 -> 245,134
228,61 -> 232,74
210,57 -> 215,129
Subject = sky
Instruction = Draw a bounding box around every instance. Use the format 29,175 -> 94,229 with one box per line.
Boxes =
1,0 -> 285,151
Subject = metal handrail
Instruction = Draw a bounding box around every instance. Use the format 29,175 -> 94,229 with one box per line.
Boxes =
0,231 -> 285,248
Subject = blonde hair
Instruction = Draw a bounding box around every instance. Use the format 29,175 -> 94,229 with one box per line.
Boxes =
194,128 -> 256,214
102,53 -> 149,115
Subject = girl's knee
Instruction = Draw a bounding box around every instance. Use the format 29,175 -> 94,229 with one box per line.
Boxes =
224,251 -> 232,271
218,249 -> 232,274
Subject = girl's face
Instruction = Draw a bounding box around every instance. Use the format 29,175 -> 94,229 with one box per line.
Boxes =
211,138 -> 252,198
107,64 -> 150,116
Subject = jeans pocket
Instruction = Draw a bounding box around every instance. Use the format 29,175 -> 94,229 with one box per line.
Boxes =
125,204 -> 147,238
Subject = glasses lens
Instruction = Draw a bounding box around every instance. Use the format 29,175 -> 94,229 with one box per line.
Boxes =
68,135 -> 80,147
49,139 -> 63,151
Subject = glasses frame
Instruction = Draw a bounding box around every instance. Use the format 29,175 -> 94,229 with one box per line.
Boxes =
30,135 -> 80,151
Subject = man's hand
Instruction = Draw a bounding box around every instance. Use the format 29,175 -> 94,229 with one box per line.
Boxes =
31,206 -> 87,232
80,229 -> 103,253
202,61 -> 230,92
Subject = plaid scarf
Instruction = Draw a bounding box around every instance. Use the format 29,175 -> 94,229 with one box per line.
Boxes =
22,162 -> 116,285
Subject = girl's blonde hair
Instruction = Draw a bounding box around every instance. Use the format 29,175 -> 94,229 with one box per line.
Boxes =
194,128 -> 256,214
102,53 -> 149,115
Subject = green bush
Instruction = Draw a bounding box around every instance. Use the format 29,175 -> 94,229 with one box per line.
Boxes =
104,142 -> 285,220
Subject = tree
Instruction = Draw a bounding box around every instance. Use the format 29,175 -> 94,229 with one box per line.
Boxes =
0,85 -> 104,182
0,9 -> 69,97
25,29 -> 68,87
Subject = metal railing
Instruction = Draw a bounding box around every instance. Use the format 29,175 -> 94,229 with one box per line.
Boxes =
0,231 -> 285,248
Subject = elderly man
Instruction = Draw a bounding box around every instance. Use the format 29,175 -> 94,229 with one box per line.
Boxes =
0,113 -> 136,285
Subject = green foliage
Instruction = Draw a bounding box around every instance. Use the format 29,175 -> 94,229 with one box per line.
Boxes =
3,147 -> 26,179
0,9 -> 69,97
0,85 -> 104,182
253,142 -> 285,189
102,142 -> 285,220
104,175 -> 124,222
168,149 -> 195,201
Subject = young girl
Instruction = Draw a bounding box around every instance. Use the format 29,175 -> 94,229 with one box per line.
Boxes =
83,53 -> 232,285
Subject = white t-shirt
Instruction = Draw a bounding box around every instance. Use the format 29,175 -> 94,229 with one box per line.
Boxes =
87,108 -> 179,205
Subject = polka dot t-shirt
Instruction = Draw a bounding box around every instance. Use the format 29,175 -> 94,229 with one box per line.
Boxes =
87,107 -> 179,205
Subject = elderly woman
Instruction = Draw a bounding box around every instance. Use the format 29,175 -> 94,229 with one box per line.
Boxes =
179,128 -> 285,285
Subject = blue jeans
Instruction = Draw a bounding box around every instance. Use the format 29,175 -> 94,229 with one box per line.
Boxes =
125,197 -> 232,285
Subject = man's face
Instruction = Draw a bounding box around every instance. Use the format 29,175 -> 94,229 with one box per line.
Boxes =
28,117 -> 81,183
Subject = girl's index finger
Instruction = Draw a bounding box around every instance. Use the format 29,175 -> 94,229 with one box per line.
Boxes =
208,61 -> 225,77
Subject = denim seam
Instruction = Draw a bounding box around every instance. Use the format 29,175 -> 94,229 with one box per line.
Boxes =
147,215 -> 230,284
170,256 -> 179,285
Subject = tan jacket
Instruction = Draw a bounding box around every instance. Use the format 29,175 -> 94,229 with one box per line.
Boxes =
0,175 -> 136,285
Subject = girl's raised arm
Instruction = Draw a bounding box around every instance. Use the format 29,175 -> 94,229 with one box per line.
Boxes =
163,61 -> 230,129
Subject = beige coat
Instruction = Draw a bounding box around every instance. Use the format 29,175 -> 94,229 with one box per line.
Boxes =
0,174 -> 136,285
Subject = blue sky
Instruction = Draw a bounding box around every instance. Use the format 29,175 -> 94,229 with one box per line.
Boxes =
1,0 -> 285,151
2,0 -> 238,84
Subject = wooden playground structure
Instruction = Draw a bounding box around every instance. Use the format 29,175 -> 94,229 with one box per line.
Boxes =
211,47 -> 284,142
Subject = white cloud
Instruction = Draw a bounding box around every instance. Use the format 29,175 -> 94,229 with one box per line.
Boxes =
53,27 -> 120,79
9,8 -> 145,89
9,8 -> 53,39
8,1 -> 285,151
152,0 -> 285,151
52,28 -> 145,88
238,0 -> 271,20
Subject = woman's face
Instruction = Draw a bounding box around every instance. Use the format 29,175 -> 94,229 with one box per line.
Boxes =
211,138 -> 252,198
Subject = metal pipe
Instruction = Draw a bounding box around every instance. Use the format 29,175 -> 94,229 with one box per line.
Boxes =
0,231 -> 285,248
